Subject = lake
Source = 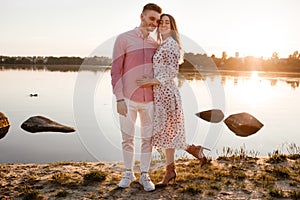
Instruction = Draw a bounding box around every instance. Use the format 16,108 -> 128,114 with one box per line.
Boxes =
0,66 -> 299,164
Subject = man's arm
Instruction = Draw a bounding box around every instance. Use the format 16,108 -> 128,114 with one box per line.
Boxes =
111,36 -> 126,101
111,36 -> 127,116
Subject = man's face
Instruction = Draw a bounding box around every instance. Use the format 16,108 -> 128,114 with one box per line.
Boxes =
141,10 -> 160,32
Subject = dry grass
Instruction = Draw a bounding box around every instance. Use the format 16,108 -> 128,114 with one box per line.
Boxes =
0,144 -> 299,199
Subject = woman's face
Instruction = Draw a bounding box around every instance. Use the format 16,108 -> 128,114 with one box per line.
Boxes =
158,15 -> 171,36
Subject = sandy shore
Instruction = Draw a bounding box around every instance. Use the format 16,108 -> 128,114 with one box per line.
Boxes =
0,155 -> 299,200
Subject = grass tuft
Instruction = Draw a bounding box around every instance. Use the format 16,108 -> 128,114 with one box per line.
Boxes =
271,166 -> 291,179
50,161 -> 88,167
267,150 -> 287,164
49,172 -> 81,187
217,145 -> 260,162
268,187 -> 285,198
253,173 -> 276,188
290,190 -> 300,199
21,189 -> 43,200
179,183 -> 202,195
83,170 -> 107,184
210,183 -> 221,190
55,189 -> 69,197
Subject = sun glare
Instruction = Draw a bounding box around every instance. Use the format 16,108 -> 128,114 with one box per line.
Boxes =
237,71 -> 274,107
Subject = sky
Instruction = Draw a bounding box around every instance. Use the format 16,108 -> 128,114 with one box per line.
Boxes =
0,0 -> 299,58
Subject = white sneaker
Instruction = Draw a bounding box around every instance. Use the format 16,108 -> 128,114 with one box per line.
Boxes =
118,171 -> 136,188
139,173 -> 155,191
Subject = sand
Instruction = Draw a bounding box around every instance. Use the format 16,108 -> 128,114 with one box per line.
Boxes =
0,155 -> 299,199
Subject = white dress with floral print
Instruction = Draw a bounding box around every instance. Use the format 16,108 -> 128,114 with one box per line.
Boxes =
152,37 -> 187,150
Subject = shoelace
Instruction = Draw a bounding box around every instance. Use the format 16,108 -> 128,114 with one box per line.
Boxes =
142,174 -> 151,182
123,173 -> 133,180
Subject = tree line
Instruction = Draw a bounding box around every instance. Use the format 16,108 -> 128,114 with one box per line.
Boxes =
180,51 -> 300,72
0,56 -> 111,66
1,51 -> 300,72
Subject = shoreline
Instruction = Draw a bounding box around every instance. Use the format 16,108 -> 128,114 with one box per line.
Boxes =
1,64 -> 300,74
1,154 -> 299,199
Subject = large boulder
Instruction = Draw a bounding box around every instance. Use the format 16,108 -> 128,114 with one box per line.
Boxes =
0,112 -> 10,139
195,109 -> 225,123
21,116 -> 75,133
224,112 -> 264,137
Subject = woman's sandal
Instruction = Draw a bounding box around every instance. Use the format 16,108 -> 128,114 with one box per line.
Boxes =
186,144 -> 210,167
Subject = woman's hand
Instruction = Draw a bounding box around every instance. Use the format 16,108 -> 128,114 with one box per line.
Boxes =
136,76 -> 160,87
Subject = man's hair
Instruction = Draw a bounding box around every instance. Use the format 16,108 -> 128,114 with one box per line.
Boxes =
142,3 -> 162,14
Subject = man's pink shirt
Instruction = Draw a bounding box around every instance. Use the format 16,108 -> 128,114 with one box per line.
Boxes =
111,27 -> 157,102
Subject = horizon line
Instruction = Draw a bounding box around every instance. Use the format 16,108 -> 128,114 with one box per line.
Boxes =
0,53 -> 295,59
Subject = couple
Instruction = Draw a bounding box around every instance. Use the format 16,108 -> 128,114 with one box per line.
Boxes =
111,3 -> 209,192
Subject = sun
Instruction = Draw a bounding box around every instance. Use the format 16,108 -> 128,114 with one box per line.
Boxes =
237,71 -> 273,107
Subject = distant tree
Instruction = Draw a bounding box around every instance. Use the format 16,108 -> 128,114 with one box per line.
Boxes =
271,52 -> 279,65
180,52 -> 216,70
20,57 -> 31,64
6,57 -> 16,64
235,52 -> 239,59
211,54 -> 221,67
287,51 -> 300,68
2,50 -> 300,72
291,51 -> 299,59
224,57 -> 243,70
221,51 -> 227,61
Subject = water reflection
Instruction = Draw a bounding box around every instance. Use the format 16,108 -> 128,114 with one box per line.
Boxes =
2,65 -> 299,89
179,69 -> 300,89
0,68 -> 299,163
286,80 -> 299,89
0,65 -> 107,72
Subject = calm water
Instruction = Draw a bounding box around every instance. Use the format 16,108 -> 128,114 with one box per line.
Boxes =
0,67 -> 299,163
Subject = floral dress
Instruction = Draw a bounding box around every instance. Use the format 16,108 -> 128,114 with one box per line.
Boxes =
152,37 -> 187,150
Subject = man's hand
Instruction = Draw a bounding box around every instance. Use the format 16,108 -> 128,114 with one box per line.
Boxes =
117,100 -> 127,117
136,76 -> 159,87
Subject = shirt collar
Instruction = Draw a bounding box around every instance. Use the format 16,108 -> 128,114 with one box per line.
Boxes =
134,27 -> 151,39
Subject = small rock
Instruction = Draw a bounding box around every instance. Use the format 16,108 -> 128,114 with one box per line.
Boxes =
21,116 -> 75,133
224,112 -> 263,137
220,191 -> 233,195
195,109 -> 224,123
242,188 -> 252,194
29,93 -> 38,97
0,112 -> 10,139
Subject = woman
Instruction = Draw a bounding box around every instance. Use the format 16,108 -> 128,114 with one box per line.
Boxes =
136,14 -> 209,187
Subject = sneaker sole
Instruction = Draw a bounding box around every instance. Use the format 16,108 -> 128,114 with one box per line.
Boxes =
139,180 -> 155,191
118,178 -> 136,188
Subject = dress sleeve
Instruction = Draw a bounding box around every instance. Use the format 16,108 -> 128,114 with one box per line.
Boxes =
155,40 -> 180,85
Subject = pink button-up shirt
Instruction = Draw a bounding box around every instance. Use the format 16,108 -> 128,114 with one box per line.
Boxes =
111,27 -> 157,102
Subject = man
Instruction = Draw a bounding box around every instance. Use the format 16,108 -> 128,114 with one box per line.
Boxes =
111,3 -> 162,191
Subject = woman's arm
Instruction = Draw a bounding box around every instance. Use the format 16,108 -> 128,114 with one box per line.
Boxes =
136,39 -> 180,87
154,40 -> 180,85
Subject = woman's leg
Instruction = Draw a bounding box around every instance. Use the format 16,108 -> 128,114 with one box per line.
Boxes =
165,148 -> 175,166
156,148 -> 176,187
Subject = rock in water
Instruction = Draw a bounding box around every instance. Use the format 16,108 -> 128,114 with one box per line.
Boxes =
224,112 -> 263,137
0,112 -> 10,139
29,93 -> 38,97
21,116 -> 75,133
195,109 -> 225,123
